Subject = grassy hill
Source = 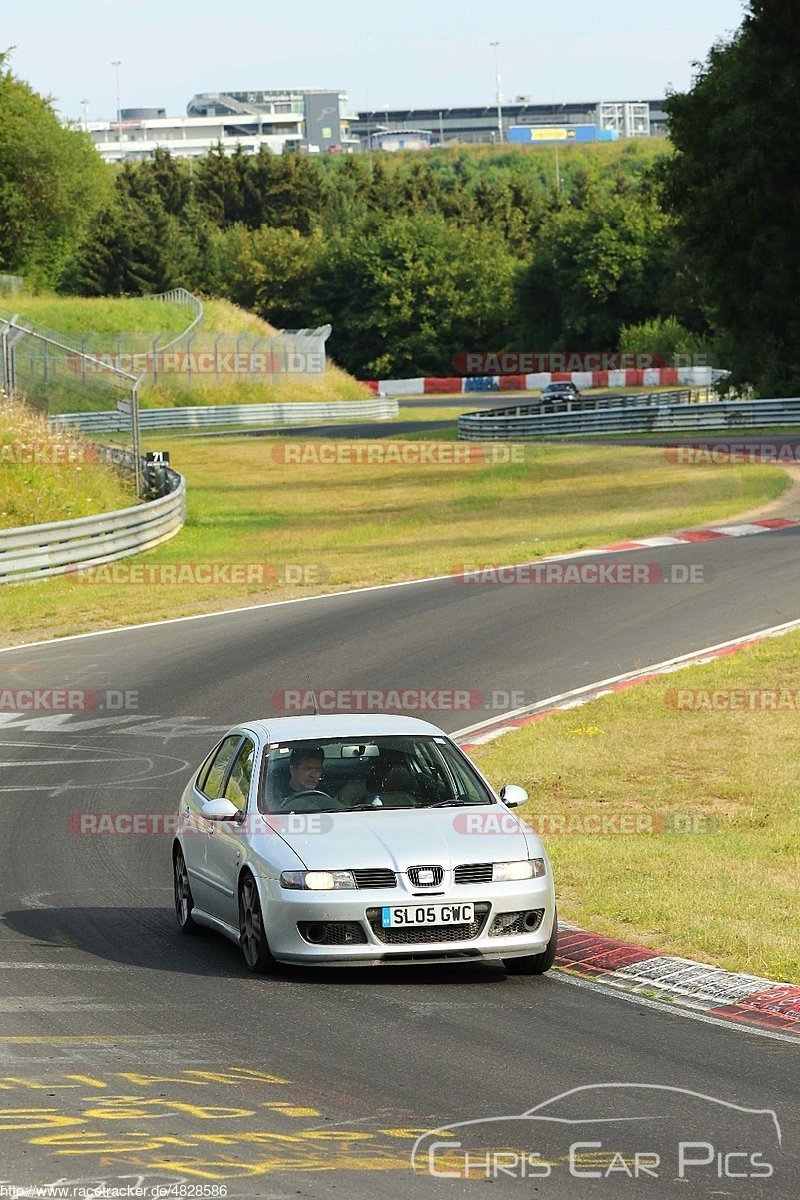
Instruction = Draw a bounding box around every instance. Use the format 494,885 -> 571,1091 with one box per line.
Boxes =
1,292 -> 369,412
0,399 -> 135,529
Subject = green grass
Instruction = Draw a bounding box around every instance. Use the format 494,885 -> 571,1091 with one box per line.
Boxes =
3,294 -> 194,337
7,293 -> 370,414
0,400 -> 135,529
468,633 -> 800,982
4,294 -> 279,339
0,439 -> 786,645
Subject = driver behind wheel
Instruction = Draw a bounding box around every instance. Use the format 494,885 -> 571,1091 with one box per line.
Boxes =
281,746 -> 325,804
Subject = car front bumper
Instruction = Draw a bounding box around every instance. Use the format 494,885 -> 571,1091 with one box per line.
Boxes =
259,874 -> 556,966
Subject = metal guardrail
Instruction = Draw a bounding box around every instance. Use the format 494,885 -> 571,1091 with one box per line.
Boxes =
52,398 -> 400,434
482,389 -> 694,417
0,468 -> 185,584
458,397 -> 800,440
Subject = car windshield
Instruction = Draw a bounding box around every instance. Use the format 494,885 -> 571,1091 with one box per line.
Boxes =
260,735 -> 494,814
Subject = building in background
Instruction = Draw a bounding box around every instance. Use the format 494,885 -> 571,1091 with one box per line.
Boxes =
353,98 -> 664,148
87,90 -> 358,164
508,124 -> 618,145
85,92 -> 664,163
188,89 -> 359,153
369,128 -> 433,152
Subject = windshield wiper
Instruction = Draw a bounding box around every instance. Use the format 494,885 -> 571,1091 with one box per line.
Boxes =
425,799 -> 482,808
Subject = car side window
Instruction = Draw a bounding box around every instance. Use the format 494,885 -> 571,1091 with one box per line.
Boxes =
223,738 -> 256,813
201,736 -> 243,800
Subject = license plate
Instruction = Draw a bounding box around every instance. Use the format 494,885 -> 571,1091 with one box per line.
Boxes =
381,903 -> 475,928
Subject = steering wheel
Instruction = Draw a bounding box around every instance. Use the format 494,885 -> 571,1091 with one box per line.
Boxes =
278,789 -> 342,812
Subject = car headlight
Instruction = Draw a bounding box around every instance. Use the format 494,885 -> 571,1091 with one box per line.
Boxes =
280,870 -> 356,890
492,858 -> 546,882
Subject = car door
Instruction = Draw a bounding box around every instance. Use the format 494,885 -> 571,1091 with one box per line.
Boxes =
185,734 -> 243,916
204,735 -> 257,929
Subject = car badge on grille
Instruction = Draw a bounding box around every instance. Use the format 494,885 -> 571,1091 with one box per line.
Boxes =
409,864 -> 443,886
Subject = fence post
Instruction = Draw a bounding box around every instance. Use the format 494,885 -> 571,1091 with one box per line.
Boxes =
0,323 -> 8,396
131,382 -> 143,499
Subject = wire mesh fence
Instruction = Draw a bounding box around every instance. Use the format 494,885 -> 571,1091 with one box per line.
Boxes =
50,326 -> 333,388
0,307 -> 139,415
0,310 -> 143,490
0,274 -> 25,296
0,286 -> 330,404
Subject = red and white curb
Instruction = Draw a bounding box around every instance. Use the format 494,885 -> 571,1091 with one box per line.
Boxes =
363,367 -> 718,397
455,518 -> 799,590
452,611 -> 800,1037
555,928 -> 800,1036
455,621 -> 800,750
590,516 -> 796,555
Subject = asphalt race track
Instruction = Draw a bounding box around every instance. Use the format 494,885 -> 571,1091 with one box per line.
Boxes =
0,530 -> 799,1197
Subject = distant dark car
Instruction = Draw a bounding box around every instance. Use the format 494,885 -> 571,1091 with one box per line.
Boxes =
541,381 -> 582,401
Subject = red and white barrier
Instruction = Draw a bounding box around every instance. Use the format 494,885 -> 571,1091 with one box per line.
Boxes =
364,367 -> 718,397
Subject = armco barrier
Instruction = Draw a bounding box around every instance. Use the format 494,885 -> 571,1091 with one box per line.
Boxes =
0,469 -> 185,584
458,396 -> 800,440
474,390 -> 692,417
52,398 -> 399,435
365,368 -> 725,396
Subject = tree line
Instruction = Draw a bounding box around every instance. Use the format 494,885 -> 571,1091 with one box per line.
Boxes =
2,2 -> 797,391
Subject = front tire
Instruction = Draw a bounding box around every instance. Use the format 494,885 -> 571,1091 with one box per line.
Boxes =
174,847 -> 199,935
238,874 -> 276,973
503,910 -> 558,976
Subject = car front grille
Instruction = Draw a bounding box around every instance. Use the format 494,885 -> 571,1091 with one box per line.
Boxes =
297,921 -> 368,946
352,868 -> 397,889
366,903 -> 490,945
454,863 -> 494,885
488,909 -> 545,937
407,865 -> 444,887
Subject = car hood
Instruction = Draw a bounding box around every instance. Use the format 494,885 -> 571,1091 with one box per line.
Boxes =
272,804 -> 535,871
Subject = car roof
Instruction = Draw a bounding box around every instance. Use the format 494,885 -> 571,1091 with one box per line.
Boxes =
239,714 -> 449,741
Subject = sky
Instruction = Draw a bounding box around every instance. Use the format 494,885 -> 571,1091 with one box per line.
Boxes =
7,0 -> 747,123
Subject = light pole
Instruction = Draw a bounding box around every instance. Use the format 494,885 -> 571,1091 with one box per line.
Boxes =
81,99 -> 90,132
111,60 -> 122,137
490,41 -> 503,142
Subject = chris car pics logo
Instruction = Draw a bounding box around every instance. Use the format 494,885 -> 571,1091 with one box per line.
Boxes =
411,1084 -> 781,1184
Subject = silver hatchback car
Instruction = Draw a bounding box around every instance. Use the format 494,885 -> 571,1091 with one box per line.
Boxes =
172,714 -> 557,974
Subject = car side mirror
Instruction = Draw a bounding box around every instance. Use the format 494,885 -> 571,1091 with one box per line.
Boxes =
202,797 -> 240,821
499,784 -> 528,809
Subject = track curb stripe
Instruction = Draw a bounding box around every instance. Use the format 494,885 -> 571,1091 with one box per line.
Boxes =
594,517 -> 797,554
453,613 -> 800,1036
553,929 -> 800,1035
